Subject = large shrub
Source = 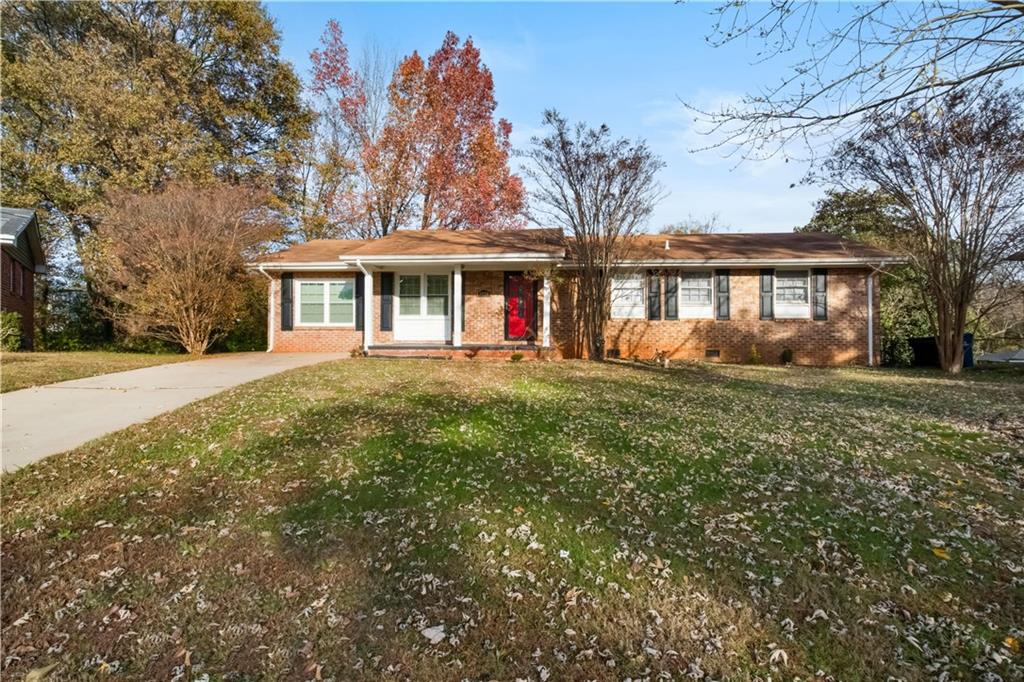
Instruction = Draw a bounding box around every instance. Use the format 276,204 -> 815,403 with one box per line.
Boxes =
1,311 -> 23,351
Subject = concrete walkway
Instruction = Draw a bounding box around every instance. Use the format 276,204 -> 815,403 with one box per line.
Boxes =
1,352 -> 345,471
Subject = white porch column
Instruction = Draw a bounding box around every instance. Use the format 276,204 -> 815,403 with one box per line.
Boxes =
866,271 -> 874,367
363,269 -> 374,352
542,275 -> 552,348
452,267 -> 463,347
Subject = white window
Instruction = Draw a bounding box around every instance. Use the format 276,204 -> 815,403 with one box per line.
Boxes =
296,279 -> 355,326
426,274 -> 449,316
399,274 -> 421,316
775,270 -> 810,319
398,273 -> 449,317
679,271 -> 713,318
611,274 -> 645,319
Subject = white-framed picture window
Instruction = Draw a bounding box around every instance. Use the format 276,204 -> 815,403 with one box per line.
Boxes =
610,273 -> 645,319
296,278 -> 355,326
775,270 -> 810,319
679,271 -> 714,318
398,273 -> 450,317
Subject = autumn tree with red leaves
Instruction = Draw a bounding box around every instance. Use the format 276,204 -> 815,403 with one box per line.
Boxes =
309,23 -> 524,237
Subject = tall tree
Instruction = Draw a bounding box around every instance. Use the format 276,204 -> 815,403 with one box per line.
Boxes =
525,110 -> 665,360
84,182 -> 280,355
310,25 -> 525,236
823,86 -> 1024,373
1,1 -> 310,249
693,1 -> 1024,159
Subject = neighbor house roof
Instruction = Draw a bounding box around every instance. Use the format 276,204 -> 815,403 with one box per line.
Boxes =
0,206 -> 46,271
251,228 -> 903,268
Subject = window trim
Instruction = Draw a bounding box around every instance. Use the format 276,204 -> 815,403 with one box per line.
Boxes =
294,278 -> 357,327
678,270 -> 714,319
610,273 -> 645,319
774,269 -> 811,319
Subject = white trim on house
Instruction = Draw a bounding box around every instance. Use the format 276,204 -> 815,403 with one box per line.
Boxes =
294,278 -> 357,327
564,257 -> 906,269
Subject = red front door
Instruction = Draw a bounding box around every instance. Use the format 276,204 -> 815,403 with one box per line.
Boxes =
506,275 -> 535,341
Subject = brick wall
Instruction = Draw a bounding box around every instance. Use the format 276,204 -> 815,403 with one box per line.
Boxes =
1,250 -> 35,349
582,268 -> 879,366
266,267 -> 880,366
270,271 -> 363,354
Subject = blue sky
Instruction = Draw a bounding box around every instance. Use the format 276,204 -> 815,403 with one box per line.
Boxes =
267,2 -> 834,233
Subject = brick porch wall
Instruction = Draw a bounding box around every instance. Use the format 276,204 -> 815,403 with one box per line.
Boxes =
1,250 -> 35,349
266,267 -> 880,366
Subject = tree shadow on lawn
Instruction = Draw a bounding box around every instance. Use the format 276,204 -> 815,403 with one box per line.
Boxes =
2,360 -> 1021,680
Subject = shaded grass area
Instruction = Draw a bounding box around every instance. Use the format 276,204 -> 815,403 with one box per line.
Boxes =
2,360 -> 1022,680
1,351 -> 189,393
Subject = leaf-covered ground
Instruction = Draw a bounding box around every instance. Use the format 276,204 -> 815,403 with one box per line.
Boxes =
2,360 -> 1022,680
1,352 -> 188,393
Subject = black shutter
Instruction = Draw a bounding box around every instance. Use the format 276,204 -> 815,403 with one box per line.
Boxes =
379,272 -> 393,331
715,269 -> 730,320
813,268 -> 827,320
280,273 -> 293,331
664,273 -> 678,320
647,271 -> 661,320
760,269 -> 774,320
355,274 -> 365,331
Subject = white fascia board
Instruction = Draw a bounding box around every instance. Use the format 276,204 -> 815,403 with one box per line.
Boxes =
0,234 -> 15,245
558,257 -> 908,268
246,262 -> 357,271
351,253 -> 563,264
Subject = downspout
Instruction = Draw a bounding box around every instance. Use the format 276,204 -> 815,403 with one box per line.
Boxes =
866,271 -> 874,367
258,265 -> 274,353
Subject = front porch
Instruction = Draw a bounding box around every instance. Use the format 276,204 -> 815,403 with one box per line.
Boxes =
361,267 -> 555,353
366,342 -> 555,360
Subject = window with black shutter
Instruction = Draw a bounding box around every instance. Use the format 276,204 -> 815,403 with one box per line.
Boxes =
715,269 -> 730,320
664,273 -> 678,320
380,272 -> 394,331
760,269 -> 774,320
647,271 -> 661,320
813,269 -> 827,320
280,273 -> 293,331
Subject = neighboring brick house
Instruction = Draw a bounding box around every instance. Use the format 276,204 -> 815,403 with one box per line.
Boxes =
250,229 -> 902,365
1,207 -> 46,350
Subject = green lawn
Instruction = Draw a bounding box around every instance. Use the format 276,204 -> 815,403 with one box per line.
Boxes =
1,351 -> 189,392
2,360 -> 1021,680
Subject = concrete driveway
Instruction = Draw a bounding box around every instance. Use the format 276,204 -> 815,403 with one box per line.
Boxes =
2,352 -> 345,471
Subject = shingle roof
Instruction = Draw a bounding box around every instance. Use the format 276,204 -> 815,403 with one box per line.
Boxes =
259,239 -> 370,263
253,229 -> 901,265
617,232 -> 896,261
1,207 -> 37,239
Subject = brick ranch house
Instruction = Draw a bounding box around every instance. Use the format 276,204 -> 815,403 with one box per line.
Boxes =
1,207 -> 47,350
250,229 -> 902,365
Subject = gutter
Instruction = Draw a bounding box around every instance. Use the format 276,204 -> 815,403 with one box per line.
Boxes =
257,264 -> 274,353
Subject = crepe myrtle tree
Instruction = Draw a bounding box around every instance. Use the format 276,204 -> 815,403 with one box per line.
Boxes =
84,182 -> 281,355
691,0 -> 1024,160
524,110 -> 665,360
823,85 -> 1024,373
